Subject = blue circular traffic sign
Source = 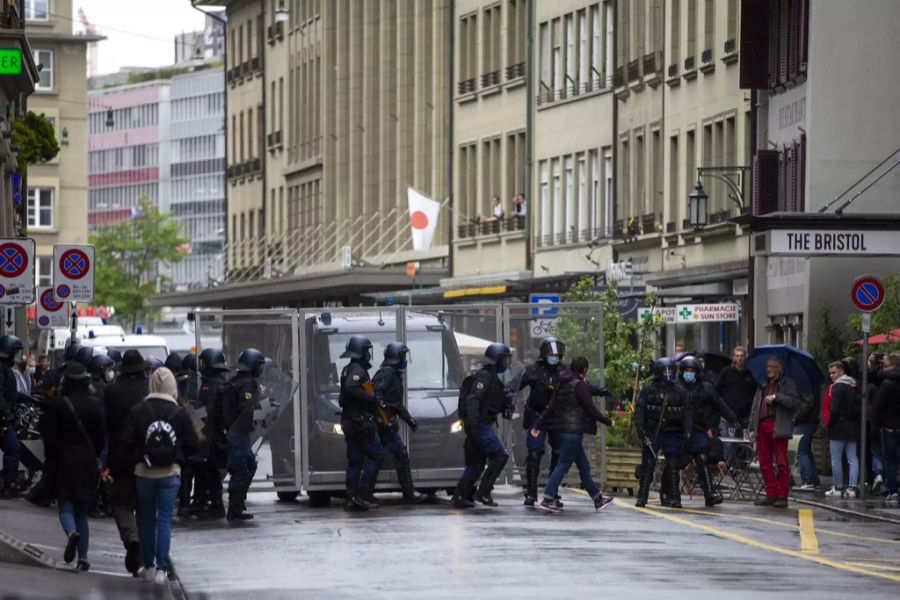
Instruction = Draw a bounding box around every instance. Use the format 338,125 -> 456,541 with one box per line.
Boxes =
60,248 -> 90,280
850,276 -> 885,312
0,242 -> 27,278
56,284 -> 71,299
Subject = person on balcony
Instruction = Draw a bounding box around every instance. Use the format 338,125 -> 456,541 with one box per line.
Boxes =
481,195 -> 504,222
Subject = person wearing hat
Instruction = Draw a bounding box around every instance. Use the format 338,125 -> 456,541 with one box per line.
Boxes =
122,367 -> 198,585
36,343 -> 82,399
102,349 -> 148,575
41,362 -> 106,571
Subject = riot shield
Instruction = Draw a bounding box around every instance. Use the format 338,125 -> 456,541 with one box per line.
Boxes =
502,302 -> 606,488
193,308 -> 300,494
398,304 -> 502,493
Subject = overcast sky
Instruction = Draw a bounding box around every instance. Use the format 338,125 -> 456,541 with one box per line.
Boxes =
72,0 -> 208,74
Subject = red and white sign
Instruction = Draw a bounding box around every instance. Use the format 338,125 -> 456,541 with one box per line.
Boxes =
408,187 -> 440,251
676,303 -> 740,323
35,286 -> 70,328
850,275 -> 885,313
53,244 -> 95,303
0,238 -> 35,305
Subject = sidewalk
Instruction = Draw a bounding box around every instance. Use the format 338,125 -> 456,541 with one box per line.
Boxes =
790,478 -> 900,524
0,498 -> 181,599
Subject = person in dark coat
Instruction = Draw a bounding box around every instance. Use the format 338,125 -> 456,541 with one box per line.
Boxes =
825,361 -> 860,497
875,353 -> 900,503
42,363 -> 106,571
714,346 -> 757,435
102,349 -> 147,575
792,388 -> 821,491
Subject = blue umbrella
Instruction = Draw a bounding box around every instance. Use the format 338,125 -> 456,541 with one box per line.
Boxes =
747,344 -> 826,395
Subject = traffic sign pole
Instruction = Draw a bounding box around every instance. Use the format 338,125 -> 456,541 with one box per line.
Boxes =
861,325 -> 868,502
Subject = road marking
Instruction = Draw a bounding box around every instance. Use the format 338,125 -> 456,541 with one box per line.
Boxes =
798,509 -> 819,554
614,499 -> 900,583
848,562 -> 900,572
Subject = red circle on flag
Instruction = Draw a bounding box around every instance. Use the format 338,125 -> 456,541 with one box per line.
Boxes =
410,211 -> 429,230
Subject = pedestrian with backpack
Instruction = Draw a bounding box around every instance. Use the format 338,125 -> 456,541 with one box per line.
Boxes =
122,367 -> 198,586
825,361 -> 861,498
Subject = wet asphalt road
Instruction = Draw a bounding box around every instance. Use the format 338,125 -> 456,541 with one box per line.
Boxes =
172,485 -> 900,599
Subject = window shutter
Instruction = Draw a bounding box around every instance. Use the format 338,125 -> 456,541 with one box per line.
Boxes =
767,1 -> 779,88
785,146 -> 796,211
739,0 -> 771,89
799,0 -> 809,72
797,135 -> 806,211
752,149 -> 779,215
788,0 -> 800,81
778,0 -> 789,85
777,149 -> 787,211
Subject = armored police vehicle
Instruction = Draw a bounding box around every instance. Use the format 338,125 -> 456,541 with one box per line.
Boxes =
269,311 -> 468,506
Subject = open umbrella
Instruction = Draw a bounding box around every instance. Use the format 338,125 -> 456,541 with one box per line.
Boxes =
747,344 -> 826,395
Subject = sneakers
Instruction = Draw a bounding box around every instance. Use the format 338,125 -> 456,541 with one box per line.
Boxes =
124,539 -> 141,575
772,498 -> 788,508
523,495 -> 536,507
824,486 -> 840,496
451,494 -> 475,509
844,487 -> 858,499
63,532 -> 80,563
474,492 -> 498,507
76,559 -> 90,572
797,483 -> 816,491
872,475 -> 884,494
884,492 -> 899,504
593,495 -> 614,512
138,566 -> 155,583
154,569 -> 168,586
538,498 -> 562,513
754,496 -> 775,506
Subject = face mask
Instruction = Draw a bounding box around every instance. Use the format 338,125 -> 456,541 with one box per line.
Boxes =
546,356 -> 560,366
105,370 -> 116,383
682,371 -> 696,384
398,360 -> 408,372
662,369 -> 675,383
28,366 -> 36,375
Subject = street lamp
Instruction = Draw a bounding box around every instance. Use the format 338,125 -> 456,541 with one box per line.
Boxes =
688,180 -> 709,231
274,0 -> 289,23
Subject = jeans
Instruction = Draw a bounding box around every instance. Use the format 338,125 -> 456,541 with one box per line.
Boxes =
794,423 -> 820,486
829,439 -> 859,490
869,430 -> 884,480
135,475 -> 180,572
880,429 -> 899,495
58,500 -> 89,560
1,425 -> 19,485
542,433 -> 600,501
757,419 -> 790,500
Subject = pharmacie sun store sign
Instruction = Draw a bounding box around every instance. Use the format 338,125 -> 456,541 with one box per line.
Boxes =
770,229 -> 900,255
0,49 -> 22,75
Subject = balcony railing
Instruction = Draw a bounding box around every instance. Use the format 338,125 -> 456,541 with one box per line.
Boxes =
506,62 -> 526,80
684,56 -> 696,72
536,227 -> 608,248
267,130 -> 283,150
627,59 -> 641,83
457,216 -> 525,239
613,66 -> 625,88
457,78 -> 476,95
535,77 -> 609,105
724,38 -> 737,55
701,49 -> 713,64
481,70 -> 501,88
667,63 -> 679,78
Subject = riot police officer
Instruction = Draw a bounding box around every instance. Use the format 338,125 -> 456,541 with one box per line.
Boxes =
223,348 -> 265,521
195,348 -> 230,518
678,356 -> 738,507
338,336 -> 384,512
88,353 -> 116,393
634,357 -> 692,509
371,342 -> 425,504
519,337 -> 564,506
0,335 -> 25,498
37,343 -> 82,399
73,346 -> 95,369
164,353 -> 187,400
451,343 -> 512,509
181,353 -> 199,404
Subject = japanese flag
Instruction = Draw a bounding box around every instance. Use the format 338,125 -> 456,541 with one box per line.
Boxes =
408,187 -> 440,251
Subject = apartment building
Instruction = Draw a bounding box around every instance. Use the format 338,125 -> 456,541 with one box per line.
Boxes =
24,0 -> 98,288
174,10 -> 226,64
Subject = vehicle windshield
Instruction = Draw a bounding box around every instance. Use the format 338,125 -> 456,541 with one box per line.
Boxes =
315,330 -> 463,393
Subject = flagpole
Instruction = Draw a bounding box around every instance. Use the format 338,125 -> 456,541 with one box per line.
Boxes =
378,192 -> 452,268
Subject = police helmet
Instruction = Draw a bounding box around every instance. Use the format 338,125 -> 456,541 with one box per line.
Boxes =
164,352 -> 183,373
539,337 -> 566,360
383,342 -> 409,366
64,343 -> 83,363
144,358 -> 164,373
88,354 -> 115,379
107,348 -> 123,366
483,343 -> 512,373
236,348 -> 266,377
181,353 -> 198,372
679,356 -> 701,372
340,336 -> 373,361
0,335 -> 23,361
74,346 -> 95,367
653,357 -> 677,382
198,348 -> 229,371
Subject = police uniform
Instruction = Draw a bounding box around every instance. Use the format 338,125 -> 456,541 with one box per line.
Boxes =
225,371 -> 260,519
197,370 -> 229,516
519,361 -> 561,504
452,368 -> 510,507
634,379 -> 692,508
681,376 -> 737,506
339,361 -> 384,509
371,364 -> 424,502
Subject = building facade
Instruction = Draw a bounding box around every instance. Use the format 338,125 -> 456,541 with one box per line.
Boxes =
175,10 -> 226,64
24,0 -> 97,288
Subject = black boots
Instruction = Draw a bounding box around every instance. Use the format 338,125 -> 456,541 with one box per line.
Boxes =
635,459 -> 654,508
659,462 -> 672,507
695,456 -> 723,507
396,455 -> 427,504
226,470 -> 253,521
451,475 -> 476,508
667,463 -> 682,509
474,454 -> 508,507
523,455 -> 540,506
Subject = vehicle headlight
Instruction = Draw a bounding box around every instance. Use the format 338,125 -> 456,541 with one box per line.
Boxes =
450,420 -> 464,434
316,420 -> 343,436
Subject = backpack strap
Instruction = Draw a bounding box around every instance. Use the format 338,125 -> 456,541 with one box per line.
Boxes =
61,395 -> 98,457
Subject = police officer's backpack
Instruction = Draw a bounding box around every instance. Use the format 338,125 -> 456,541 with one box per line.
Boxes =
457,371 -> 480,423
143,405 -> 182,468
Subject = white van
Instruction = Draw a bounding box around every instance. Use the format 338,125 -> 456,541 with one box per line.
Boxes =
82,333 -> 169,362
37,322 -> 127,366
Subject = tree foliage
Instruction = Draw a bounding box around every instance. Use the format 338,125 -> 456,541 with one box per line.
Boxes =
12,111 -> 59,167
806,302 -> 851,371
89,197 -> 188,329
846,272 -> 900,355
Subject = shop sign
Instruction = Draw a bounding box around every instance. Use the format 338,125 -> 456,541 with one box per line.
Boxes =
770,230 -> 900,255
676,303 -> 739,323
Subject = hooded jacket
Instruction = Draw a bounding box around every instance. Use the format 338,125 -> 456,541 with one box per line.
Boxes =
827,374 -> 860,441
874,369 -> 900,431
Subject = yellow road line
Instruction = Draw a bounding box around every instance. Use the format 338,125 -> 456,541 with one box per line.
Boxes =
613,499 -> 900,583
798,509 -> 819,554
848,562 -> 900,572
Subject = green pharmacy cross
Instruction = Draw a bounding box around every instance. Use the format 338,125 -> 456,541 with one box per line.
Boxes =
678,306 -> 693,320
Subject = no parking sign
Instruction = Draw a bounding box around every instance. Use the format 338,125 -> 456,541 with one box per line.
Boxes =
35,286 -> 69,328
53,244 -> 95,303
0,238 -> 35,304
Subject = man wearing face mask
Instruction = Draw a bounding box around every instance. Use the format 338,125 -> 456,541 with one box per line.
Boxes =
451,343 -> 512,508
88,354 -> 117,393
338,336 -> 383,512
0,336 -> 26,498
371,342 -> 425,504
678,357 -> 737,507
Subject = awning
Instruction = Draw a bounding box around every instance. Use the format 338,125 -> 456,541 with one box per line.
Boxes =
852,328 -> 900,345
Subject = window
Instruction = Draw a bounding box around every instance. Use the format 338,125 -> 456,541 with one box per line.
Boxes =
651,129 -> 662,215
539,159 -> 549,241
24,0 -> 49,20
635,132 -> 645,215
564,155 -> 574,239
552,19 -> 562,91
577,153 -> 588,239
539,22 -> 550,98
551,158 -> 562,237
687,0 -> 697,60
33,49 -> 53,90
726,0 -> 737,45
578,11 -> 588,89
482,4 -> 501,80
703,0 -> 714,53
604,1 -> 614,84
35,256 -> 52,288
459,13 -> 477,89
564,14 -> 575,93
670,0 -> 681,66
602,149 -> 612,236
27,188 -> 54,229
507,0 -> 526,68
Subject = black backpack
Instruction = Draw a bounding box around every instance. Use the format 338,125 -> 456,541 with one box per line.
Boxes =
457,371 -> 481,422
844,384 -> 863,421
143,404 -> 182,468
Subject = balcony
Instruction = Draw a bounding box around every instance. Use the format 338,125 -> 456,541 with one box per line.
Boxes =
682,55 -> 697,80
456,216 -> 525,239
267,130 -> 283,151
457,78 -> 476,96
722,38 -> 739,65
1,2 -> 23,29
505,62 -> 525,80
480,70 -> 501,89
627,59 -> 641,83
666,62 -> 680,87
640,213 -> 658,234
708,209 -> 732,225
642,52 -> 661,87
251,56 -> 261,72
700,48 -> 715,73
613,65 -> 625,89
536,227 -> 607,248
